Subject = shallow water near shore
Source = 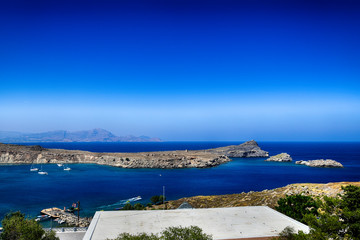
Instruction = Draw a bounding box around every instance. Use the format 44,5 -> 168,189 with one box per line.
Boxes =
0,142 -> 359,222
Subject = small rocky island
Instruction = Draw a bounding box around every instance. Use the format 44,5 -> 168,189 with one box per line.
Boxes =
295,159 -> 344,168
0,140 -> 269,169
265,153 -> 292,162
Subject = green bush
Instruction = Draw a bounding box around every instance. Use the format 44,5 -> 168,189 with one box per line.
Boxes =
109,226 -> 212,240
0,211 -> 59,240
161,226 -> 212,240
275,194 -> 319,223
150,195 -> 165,205
277,185 -> 360,239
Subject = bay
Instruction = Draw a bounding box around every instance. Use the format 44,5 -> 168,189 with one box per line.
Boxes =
0,141 -> 359,222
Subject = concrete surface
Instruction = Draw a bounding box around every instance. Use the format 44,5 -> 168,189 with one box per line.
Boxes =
83,206 -> 310,240
56,231 -> 86,240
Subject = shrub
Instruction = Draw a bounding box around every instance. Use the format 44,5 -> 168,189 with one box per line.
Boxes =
0,211 -> 59,240
109,226 -> 212,240
275,194 -> 319,223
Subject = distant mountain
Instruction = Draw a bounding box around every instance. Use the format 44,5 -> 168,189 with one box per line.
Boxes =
0,129 -> 162,143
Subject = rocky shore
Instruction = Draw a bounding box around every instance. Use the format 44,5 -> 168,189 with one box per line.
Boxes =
0,140 -> 268,169
295,159 -> 344,168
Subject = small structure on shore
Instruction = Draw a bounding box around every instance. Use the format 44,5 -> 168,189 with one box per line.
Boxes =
40,207 -> 91,227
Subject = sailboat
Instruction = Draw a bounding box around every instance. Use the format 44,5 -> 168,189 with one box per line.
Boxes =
30,162 -> 39,172
38,164 -> 48,175
63,164 -> 71,171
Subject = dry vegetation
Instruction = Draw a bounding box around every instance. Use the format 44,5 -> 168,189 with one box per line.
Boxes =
160,182 -> 360,210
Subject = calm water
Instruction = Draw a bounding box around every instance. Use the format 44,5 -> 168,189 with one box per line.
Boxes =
0,142 -> 359,222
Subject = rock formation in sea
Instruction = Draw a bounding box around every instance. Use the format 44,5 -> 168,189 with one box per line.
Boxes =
265,153 -> 292,162
295,159 -> 344,168
0,140 -> 268,169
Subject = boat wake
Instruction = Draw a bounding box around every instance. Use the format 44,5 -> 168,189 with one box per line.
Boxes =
98,196 -> 142,209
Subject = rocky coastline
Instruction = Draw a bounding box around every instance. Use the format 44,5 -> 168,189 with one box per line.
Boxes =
0,140 -> 268,169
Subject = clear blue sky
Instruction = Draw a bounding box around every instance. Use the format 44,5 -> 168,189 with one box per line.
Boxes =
1,0 -> 360,141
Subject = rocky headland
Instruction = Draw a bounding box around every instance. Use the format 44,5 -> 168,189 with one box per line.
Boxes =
205,140 -> 269,158
295,159 -> 344,168
265,153 -> 292,162
0,140 -> 268,169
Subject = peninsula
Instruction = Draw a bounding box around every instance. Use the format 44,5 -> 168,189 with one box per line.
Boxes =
0,140 -> 268,169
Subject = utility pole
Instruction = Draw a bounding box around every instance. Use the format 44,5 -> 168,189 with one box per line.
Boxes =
163,186 -> 165,210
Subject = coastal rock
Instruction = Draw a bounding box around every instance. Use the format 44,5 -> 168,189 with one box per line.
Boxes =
295,159 -> 344,168
206,140 -> 269,158
265,153 -> 292,162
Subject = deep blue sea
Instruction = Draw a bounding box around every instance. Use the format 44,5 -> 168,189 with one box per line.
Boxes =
1,141 -> 360,225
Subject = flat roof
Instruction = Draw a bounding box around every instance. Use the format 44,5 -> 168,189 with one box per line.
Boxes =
83,206 -> 309,240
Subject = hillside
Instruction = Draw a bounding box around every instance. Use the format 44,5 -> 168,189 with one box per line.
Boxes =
164,182 -> 360,209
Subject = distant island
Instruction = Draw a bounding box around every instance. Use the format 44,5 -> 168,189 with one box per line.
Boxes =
0,128 -> 162,143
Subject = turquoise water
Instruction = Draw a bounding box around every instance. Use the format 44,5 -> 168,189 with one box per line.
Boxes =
0,142 -> 359,221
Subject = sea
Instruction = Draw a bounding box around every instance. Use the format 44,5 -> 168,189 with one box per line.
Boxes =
0,141 -> 359,225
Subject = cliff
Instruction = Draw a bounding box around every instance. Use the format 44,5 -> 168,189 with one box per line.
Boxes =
0,140 -> 268,169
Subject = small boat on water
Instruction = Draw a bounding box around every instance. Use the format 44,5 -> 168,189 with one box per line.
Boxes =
35,215 -> 51,222
54,218 -> 65,224
38,165 -> 48,175
63,165 -> 71,171
129,196 -> 142,202
57,163 -> 63,167
30,162 -> 39,172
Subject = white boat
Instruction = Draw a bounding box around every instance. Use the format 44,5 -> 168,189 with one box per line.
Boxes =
35,215 -> 51,222
57,163 -> 63,167
38,165 -> 48,175
58,219 -> 65,224
63,165 -> 71,171
30,163 -> 39,172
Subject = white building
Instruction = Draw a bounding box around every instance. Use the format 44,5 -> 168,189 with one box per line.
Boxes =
83,206 -> 309,240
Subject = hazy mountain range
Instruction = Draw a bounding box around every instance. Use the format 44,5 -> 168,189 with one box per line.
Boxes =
0,129 -> 162,143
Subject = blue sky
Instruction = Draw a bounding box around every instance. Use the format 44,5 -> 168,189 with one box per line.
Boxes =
1,0 -> 360,141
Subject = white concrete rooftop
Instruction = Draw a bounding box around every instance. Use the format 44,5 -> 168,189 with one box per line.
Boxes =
83,206 -> 309,240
